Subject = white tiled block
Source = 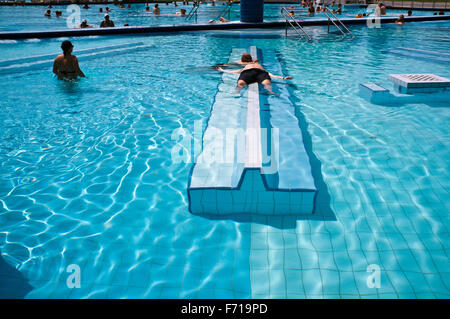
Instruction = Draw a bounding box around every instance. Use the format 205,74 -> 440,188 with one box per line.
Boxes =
217,203 -> 233,215
300,204 -> 314,214
231,190 -> 247,204
216,190 -> 233,204
202,201 -> 217,213
252,171 -> 267,191
189,200 -> 203,214
258,191 -> 274,204
201,189 -> 217,203
273,191 -> 290,203
290,192 -> 303,207
274,204 -> 292,215
257,202 -> 275,215
189,190 -> 202,203
302,192 -> 315,205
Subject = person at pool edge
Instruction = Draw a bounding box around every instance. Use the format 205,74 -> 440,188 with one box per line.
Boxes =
176,8 -> 187,15
395,14 -> 405,25
216,54 -> 292,95
53,40 -> 85,80
79,19 -> 92,28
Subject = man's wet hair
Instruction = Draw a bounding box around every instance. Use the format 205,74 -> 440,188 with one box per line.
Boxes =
241,53 -> 253,63
61,40 -> 73,54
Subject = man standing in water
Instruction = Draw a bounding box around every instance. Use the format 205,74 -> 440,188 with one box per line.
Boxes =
153,3 -> 160,15
53,41 -> 85,80
216,55 -> 292,95
100,14 -> 115,27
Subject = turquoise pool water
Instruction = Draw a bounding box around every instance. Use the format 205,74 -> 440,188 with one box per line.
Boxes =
0,3 -> 437,31
0,20 -> 449,298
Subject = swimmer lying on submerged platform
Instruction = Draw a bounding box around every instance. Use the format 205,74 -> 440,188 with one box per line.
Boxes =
216,54 -> 292,95
53,40 -> 85,80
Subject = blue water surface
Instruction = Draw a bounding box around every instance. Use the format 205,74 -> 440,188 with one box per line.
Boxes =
0,19 -> 449,298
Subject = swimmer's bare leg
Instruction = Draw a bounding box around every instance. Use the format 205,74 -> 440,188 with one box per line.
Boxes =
235,80 -> 247,95
262,79 -> 277,95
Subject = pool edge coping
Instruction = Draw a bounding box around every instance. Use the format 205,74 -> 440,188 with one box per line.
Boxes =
1,14 -> 450,39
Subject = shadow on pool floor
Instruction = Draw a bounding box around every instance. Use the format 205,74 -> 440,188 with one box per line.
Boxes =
0,252 -> 33,299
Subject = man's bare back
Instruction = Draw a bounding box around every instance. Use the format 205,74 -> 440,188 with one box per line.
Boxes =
53,41 -> 85,80
241,61 -> 265,72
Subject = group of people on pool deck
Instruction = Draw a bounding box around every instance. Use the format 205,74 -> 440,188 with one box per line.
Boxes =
298,1 -> 342,16
52,41 -> 291,95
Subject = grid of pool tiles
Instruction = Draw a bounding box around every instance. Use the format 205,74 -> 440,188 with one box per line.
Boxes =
1,143 -> 448,298
7,218 -> 254,299
2,87 -> 449,300
190,170 -> 316,215
1,45 -> 449,300
248,212 -> 449,298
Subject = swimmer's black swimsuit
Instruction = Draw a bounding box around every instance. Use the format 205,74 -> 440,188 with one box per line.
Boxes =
60,71 -> 76,74
238,68 -> 271,84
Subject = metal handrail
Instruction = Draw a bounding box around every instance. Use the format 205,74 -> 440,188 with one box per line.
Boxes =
186,1 -> 200,22
282,8 -> 313,12
322,10 -> 346,35
280,7 -> 312,41
217,1 -> 233,20
323,7 -> 354,38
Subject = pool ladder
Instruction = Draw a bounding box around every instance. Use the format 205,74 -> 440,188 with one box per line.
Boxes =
281,7 -> 312,41
322,7 -> 354,38
216,1 -> 233,21
186,1 -> 201,22
281,6 -> 354,40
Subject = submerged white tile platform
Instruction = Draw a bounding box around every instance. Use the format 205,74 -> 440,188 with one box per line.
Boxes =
388,73 -> 450,94
187,46 -> 317,216
359,73 -> 450,104
359,83 -> 390,103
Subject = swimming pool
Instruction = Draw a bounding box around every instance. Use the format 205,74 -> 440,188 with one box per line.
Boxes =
0,3 -> 438,31
0,19 -> 449,298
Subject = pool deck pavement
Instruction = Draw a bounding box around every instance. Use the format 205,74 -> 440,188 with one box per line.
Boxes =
1,14 -> 450,39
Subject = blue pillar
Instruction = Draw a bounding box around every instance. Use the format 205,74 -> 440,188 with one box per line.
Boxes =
240,0 -> 264,23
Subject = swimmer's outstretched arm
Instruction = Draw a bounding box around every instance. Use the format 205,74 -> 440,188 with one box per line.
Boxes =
216,67 -> 242,74
268,72 -> 292,80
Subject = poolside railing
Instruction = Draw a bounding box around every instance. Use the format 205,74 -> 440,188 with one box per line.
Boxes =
216,1 -> 233,20
323,7 -> 355,38
280,7 -> 312,40
185,1 -> 200,22
326,0 -> 450,10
